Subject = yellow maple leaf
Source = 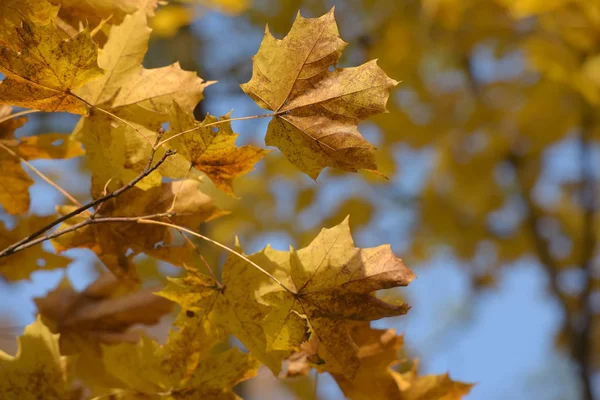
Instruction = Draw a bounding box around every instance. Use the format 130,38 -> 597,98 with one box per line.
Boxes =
159,244 -> 308,375
0,0 -> 58,50
0,316 -> 69,400
0,21 -> 103,115
51,0 -> 159,28
75,9 -> 211,115
98,311 -> 259,399
166,102 -> 269,195
160,217 -> 414,377
241,8 -> 398,179
73,9 -> 212,195
0,216 -> 70,280
393,362 -> 474,400
52,180 -> 223,281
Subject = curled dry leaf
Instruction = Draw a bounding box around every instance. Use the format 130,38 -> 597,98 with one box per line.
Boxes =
0,21 -> 103,115
241,8 -> 398,179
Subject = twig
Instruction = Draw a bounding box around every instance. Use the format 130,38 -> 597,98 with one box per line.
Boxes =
0,142 -> 83,207
138,218 -> 294,294
154,112 -> 282,149
0,109 -> 39,125
4,212 -> 176,256
572,108 -> 597,400
0,142 -> 176,259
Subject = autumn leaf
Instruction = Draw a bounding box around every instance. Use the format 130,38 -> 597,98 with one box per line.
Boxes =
52,180 -> 223,281
166,102 -> 269,195
241,8 -> 398,179
332,323 -> 406,400
160,217 -> 414,377
99,311 -> 259,399
75,9 -> 211,115
0,316 -> 70,399
0,216 -> 70,281
0,21 -> 103,115
34,273 -> 174,355
0,0 -> 58,50
73,8 -> 212,195
394,361 -> 474,400
51,0 -> 160,29
0,105 -> 84,214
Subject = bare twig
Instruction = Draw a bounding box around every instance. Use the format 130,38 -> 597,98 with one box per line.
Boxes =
0,142 -> 83,207
3,213 -> 176,257
138,218 -> 294,294
0,141 -> 176,259
154,112 -> 282,149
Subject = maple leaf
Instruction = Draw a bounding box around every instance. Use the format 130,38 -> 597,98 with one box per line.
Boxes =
166,102 -> 269,195
75,9 -> 211,115
332,323 -> 406,399
0,0 -> 58,50
99,311 -> 259,399
0,316 -> 70,399
160,217 -> 414,377
241,9 -> 398,179
0,216 -> 70,281
393,361 -> 474,400
52,180 -> 223,281
34,273 -> 174,355
73,9 -> 212,195
0,105 -> 84,214
0,21 -> 103,115
50,0 -> 160,28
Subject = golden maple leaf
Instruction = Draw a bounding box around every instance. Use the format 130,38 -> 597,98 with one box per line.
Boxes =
0,21 -> 103,115
0,317 -> 70,399
165,102 -> 269,195
98,310 -> 259,399
73,9 -> 212,196
51,180 -> 223,281
159,217 -> 415,377
241,8 -> 398,179
34,273 -> 174,355
0,0 -> 58,50
0,105 -> 84,214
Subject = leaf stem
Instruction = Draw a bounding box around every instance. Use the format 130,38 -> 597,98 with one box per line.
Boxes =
138,219 -> 294,294
0,109 -> 40,125
0,142 -> 83,207
154,112 -> 282,149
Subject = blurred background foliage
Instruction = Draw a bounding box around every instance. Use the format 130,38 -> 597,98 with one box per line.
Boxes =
1,0 -> 599,399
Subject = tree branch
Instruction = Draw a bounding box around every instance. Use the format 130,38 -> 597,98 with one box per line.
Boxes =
0,136 -> 177,259
4,212 -> 176,257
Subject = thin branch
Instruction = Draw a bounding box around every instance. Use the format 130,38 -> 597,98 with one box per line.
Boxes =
71,93 -> 153,145
0,109 -> 39,125
4,212 -> 176,256
154,112 -> 281,149
0,142 -> 176,259
0,142 -> 83,207
138,218 -> 295,294
573,108 -> 597,400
